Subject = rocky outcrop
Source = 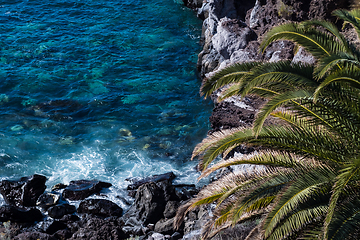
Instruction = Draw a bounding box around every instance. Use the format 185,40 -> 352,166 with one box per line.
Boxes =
192,0 -> 350,135
0,174 -> 47,207
0,173 -> 197,240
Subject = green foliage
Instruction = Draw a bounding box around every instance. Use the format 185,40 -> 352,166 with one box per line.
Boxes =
175,9 -> 360,240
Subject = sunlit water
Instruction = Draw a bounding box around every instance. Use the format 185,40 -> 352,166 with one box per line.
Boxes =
0,0 -> 212,203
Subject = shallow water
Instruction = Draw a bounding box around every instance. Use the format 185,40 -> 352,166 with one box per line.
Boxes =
0,0 -> 212,194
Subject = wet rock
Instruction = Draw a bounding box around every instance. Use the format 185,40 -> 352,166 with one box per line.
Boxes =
0,174 -> 47,207
0,205 -> 43,223
36,192 -> 60,209
62,179 -> 112,200
77,198 -> 123,217
69,214 -> 126,240
51,183 -> 67,191
47,204 -> 76,219
14,232 -> 57,240
126,172 -> 176,190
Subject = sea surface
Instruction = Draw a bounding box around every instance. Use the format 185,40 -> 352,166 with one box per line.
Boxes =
0,0 -> 212,204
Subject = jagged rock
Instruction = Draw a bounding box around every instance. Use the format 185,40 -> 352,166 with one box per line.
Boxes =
0,174 -> 47,207
47,204 -> 76,219
127,172 -> 176,190
122,182 -> 170,235
14,232 -> 57,240
212,18 -> 255,59
78,198 -> 123,217
62,179 -> 112,200
36,192 -> 60,209
0,205 -> 43,223
154,218 -> 176,235
69,214 -> 126,240
163,201 -> 180,219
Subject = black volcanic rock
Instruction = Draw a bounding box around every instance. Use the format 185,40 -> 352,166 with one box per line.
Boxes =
62,179 -> 112,200
126,172 -> 176,190
47,204 -> 76,219
0,174 -> 47,207
78,198 -> 123,217
0,205 -> 43,222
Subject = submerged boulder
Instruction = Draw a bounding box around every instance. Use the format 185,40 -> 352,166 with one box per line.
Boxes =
0,174 -> 47,207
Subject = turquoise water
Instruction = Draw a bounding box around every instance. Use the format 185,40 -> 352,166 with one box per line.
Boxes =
0,0 -> 212,192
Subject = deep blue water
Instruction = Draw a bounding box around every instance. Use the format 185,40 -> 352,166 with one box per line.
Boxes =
0,0 -> 212,197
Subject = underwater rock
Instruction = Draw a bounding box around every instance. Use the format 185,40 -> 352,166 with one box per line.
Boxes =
0,174 -> 47,207
0,205 -> 43,223
62,179 -> 112,200
77,198 -> 123,217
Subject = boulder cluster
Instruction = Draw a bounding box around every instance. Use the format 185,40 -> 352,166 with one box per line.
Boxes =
0,173 -> 201,240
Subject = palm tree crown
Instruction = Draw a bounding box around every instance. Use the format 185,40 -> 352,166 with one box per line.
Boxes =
175,9 -> 360,240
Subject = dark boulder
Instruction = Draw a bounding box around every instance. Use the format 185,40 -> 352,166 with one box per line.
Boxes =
47,204 -> 76,219
126,172 -> 176,190
0,174 -> 47,207
77,198 -> 123,217
39,218 -> 67,235
62,179 -> 112,200
122,182 -> 169,235
0,205 -> 43,222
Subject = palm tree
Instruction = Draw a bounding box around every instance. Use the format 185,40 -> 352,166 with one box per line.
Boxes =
175,9 -> 360,240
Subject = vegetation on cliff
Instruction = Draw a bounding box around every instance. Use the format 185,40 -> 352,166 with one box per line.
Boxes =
176,9 -> 360,240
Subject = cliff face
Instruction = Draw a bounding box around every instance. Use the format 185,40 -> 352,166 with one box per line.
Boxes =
184,0 -> 350,132
191,0 -> 350,78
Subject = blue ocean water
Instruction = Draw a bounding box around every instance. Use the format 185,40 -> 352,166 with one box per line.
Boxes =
0,0 -> 212,193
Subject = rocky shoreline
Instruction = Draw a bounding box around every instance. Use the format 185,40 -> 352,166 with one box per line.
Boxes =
0,0 -> 353,240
